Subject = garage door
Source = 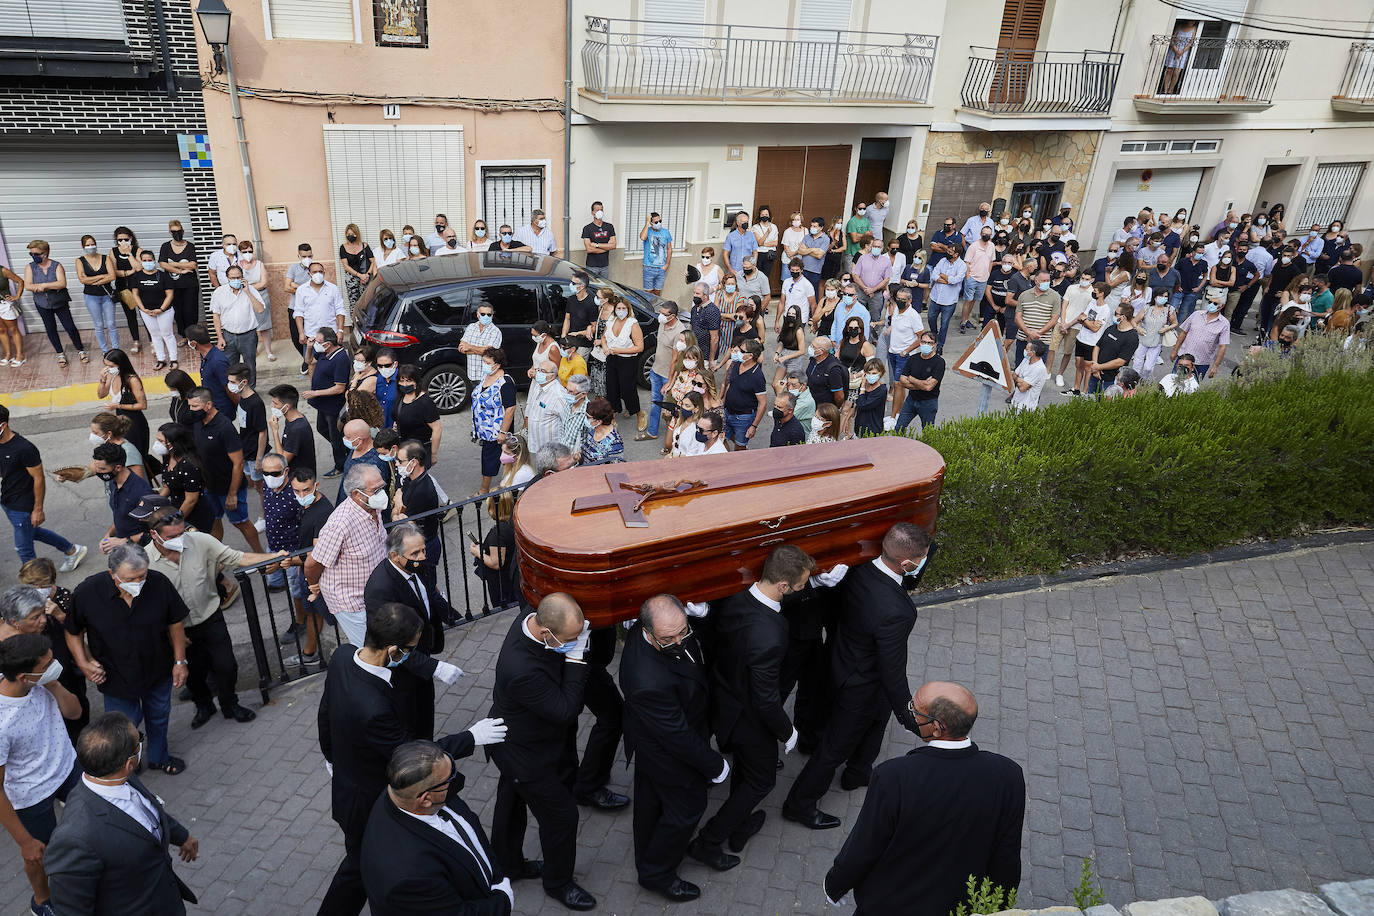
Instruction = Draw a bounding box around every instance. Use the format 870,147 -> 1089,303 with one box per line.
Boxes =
1094,166 -> 1203,253
0,139 -> 191,330
926,163 -> 999,233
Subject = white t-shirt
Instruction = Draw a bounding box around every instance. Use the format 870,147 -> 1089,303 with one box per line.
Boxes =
780,276 -> 815,321
1010,357 -> 1048,411
1061,284 -> 1093,325
780,226 -> 807,264
1077,302 -> 1111,347
888,304 -> 925,354
885,252 -> 907,285
1160,373 -> 1200,397
0,687 -> 76,809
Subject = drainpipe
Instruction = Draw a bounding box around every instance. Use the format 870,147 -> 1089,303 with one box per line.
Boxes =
563,1 -> 573,264
150,0 -> 177,97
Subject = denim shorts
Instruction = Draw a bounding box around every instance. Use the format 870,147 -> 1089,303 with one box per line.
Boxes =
204,485 -> 250,524
962,277 -> 988,302
244,459 -> 262,482
286,565 -> 307,600
642,265 -> 667,290
723,410 -> 754,447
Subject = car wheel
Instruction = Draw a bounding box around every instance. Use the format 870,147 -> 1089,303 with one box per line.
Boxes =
422,364 -> 471,414
638,349 -> 655,389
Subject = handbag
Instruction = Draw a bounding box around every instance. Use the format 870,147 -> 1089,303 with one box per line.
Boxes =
1161,328 -> 1179,348
118,288 -> 139,310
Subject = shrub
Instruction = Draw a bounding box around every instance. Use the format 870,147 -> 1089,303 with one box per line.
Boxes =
950,875 -> 1017,916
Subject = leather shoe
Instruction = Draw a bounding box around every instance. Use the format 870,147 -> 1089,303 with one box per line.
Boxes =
782,804 -> 841,830
189,705 -> 216,729
222,704 -> 257,723
512,859 -> 543,881
641,877 -> 701,903
839,769 -> 869,791
728,810 -> 766,852
686,838 -> 740,872
575,786 -> 630,810
546,881 -> 596,911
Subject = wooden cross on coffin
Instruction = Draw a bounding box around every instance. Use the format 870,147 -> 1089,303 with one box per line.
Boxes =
952,320 -> 1014,393
571,455 -> 873,528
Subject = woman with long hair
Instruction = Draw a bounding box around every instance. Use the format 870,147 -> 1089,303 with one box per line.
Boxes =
338,222 -> 376,309
96,347 -> 150,459
497,432 -> 535,488
109,226 -> 145,353
807,401 -> 842,444
89,412 -> 144,479
154,422 -> 215,533
773,304 -> 807,388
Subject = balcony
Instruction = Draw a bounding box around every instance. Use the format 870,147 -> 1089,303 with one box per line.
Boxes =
580,16 -> 937,115
1133,34 -> 1288,114
1332,42 -> 1374,114
0,0 -> 151,78
955,47 -> 1121,130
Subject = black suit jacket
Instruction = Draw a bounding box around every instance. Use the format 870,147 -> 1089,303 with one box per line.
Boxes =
618,622 -> 723,787
318,648 -> 475,835
44,776 -> 197,916
361,793 -> 511,916
486,611 -> 589,779
708,588 -> 793,745
825,744 -> 1026,916
830,561 -> 920,732
399,471 -> 443,542
364,558 -> 452,657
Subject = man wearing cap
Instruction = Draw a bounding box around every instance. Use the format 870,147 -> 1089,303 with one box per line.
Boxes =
1051,204 -> 1074,233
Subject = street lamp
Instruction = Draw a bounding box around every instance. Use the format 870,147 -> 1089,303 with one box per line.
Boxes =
194,0 -> 263,258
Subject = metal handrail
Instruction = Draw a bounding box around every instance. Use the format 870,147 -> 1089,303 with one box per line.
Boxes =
1137,34 -> 1289,103
1334,42 -> 1374,101
959,46 -> 1122,115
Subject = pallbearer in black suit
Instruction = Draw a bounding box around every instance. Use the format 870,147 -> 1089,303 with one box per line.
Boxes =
689,545 -> 817,871
361,740 -> 514,915
486,593 -> 597,912
784,522 -> 932,829
619,595 -> 729,903
824,682 -> 1026,916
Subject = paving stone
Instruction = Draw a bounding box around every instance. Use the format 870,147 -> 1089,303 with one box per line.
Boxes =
1218,889 -> 1338,916
1318,879 -> 1374,916
1085,907 -> 1124,916
1123,898 -> 1221,916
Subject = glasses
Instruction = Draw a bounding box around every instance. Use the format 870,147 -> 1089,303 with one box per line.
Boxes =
418,752 -> 460,795
652,622 -> 693,649
907,700 -> 943,731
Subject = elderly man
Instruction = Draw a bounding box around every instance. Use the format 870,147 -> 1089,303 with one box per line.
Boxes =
723,211 -> 758,275
1169,291 -> 1230,381
534,443 -> 577,478
208,264 -> 265,384
305,464 -> 388,648
144,509 -> 281,728
769,391 -> 805,448
825,682 -> 1026,916
459,301 -> 502,387
514,209 -> 558,257
736,255 -> 771,314
960,202 -> 994,248
805,336 -> 846,408
524,359 -> 569,453
557,374 -> 591,458
66,544 -> 190,776
336,419 -> 389,505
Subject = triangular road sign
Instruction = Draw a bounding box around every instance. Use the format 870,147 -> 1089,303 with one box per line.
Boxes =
952,320 -> 1014,393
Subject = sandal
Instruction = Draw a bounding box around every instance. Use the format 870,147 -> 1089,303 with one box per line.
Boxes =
169,360 -> 179,370
78,350 -> 89,363
147,756 -> 186,776
56,354 -> 68,367
634,432 -> 656,441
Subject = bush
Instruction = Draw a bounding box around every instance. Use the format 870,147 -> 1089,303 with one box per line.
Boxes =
916,364 -> 1374,589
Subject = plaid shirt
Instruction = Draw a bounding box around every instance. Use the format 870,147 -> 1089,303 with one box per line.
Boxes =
311,495 -> 385,617
461,322 -> 503,380
560,402 -> 589,453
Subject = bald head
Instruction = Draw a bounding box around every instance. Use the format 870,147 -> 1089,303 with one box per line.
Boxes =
913,681 -> 978,740
639,594 -> 686,642
536,359 -> 558,375
534,592 -> 584,643
343,418 -> 371,443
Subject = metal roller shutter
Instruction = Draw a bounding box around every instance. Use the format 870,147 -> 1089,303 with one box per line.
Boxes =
625,178 -> 691,252
1298,163 -> 1365,227
926,162 -> 999,232
0,0 -> 128,41
268,0 -> 355,41
1094,166 -> 1202,254
0,139 -> 191,331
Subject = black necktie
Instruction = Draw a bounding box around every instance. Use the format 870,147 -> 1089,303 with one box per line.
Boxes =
409,575 -> 428,617
437,808 -> 489,884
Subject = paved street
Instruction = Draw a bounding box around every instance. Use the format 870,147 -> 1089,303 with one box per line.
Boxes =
0,541 -> 1369,913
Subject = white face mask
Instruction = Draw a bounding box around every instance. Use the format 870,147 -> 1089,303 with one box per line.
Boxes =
157,534 -> 186,552
224,244 -> 237,255
359,488 -> 389,511
310,272 -> 325,284
226,381 -> 242,394
674,339 -> 687,352
300,257 -> 313,268
263,473 -> 286,489
150,440 -> 169,458
241,251 -> 255,261
701,256 -> 711,265
615,308 -> 629,319
682,359 -> 698,370
353,360 -> 367,373
378,366 -> 397,379
115,575 -> 145,597
29,659 -> 63,688
593,210 -> 604,220
791,219 -> 802,228
810,416 -> 824,432
88,432 -> 107,447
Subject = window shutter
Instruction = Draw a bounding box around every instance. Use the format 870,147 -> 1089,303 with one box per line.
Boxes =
0,0 -> 128,40
996,0 -> 1045,51
643,0 -> 704,36
799,0 -> 852,33
626,179 -> 692,251
269,0 -> 354,41
1299,163 -> 1365,227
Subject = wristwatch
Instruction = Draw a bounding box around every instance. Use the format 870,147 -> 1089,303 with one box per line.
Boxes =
174,660 -> 188,666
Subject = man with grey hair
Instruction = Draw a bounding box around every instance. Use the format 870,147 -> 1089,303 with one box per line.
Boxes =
524,358 -> 569,453
557,374 -> 591,457
769,391 -> 806,448
66,543 -> 191,775
781,371 -> 815,426
736,255 -> 771,315
534,442 -> 576,478
305,463 -> 387,647
689,282 -> 721,365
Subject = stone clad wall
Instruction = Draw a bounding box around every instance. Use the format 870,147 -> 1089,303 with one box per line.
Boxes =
917,129 -> 1102,220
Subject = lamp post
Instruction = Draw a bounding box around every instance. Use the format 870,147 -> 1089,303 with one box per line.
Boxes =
195,0 -> 263,258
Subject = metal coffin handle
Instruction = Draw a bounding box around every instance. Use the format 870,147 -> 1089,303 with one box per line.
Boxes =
759,516 -> 787,530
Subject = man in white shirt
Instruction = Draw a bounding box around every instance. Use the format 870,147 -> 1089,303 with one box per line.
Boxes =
524,359 -> 569,453
205,233 -> 239,288
514,209 -> 558,257
866,191 -> 891,239
1202,238 -> 1229,271
1111,217 -> 1137,248
779,261 -> 816,327
209,264 -> 265,382
433,227 -> 466,257
293,266 -> 348,364
1010,340 -> 1049,410
696,411 -> 729,456
459,304 -> 502,382
1160,355 -> 1201,396
424,214 -> 450,254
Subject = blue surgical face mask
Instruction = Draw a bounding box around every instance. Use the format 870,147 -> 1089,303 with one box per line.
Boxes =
478,314 -> 493,327
228,278 -> 244,290
903,555 -> 927,578
841,294 -> 854,305
865,372 -> 880,385
295,491 -> 316,507
386,647 -> 411,668
474,228 -> 487,238
383,238 -> 395,248
501,233 -> 513,243
919,343 -> 935,357
730,351 -> 744,363
1038,281 -> 1051,291
563,391 -> 580,406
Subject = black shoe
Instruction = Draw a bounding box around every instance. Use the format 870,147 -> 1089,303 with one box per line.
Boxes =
222,704 -> 257,723
782,803 -> 841,830
641,877 -> 701,903
840,769 -> 869,791
728,810 -> 766,852
936,346 -> 944,357
190,705 -> 217,729
576,786 -> 630,810
512,859 -> 543,881
546,881 -> 596,911
686,838 -> 740,872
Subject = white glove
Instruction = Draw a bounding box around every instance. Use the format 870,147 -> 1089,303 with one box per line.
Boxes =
826,890 -> 848,906
784,727 -> 799,755
433,661 -> 464,686
564,621 -> 592,662
811,564 -> 849,588
467,717 -> 507,747
684,601 -> 710,618
713,758 -> 730,784
882,415 -> 897,432
492,877 -> 514,907
324,760 -> 333,777
253,517 -> 267,533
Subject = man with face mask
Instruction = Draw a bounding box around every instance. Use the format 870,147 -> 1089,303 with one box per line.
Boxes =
302,329 -> 352,477
143,510 -> 279,728
90,442 -> 153,546
959,201 -> 994,248
0,406 -> 88,570
434,227 -> 466,257
66,544 -> 191,776
293,261 -> 347,372
304,464 -> 389,648
580,201 -> 617,278
619,594 -> 727,902
514,209 -> 558,257
1170,290 -> 1230,380
206,233 -> 239,288
208,265 -> 265,384
785,523 -> 932,828
319,601 -> 506,916
768,391 -> 806,448
424,214 -> 450,255
336,419 -> 389,507
523,359 -> 571,452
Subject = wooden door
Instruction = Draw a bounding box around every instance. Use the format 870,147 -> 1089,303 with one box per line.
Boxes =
926,163 -> 999,233
754,144 -> 852,292
991,0 -> 1044,106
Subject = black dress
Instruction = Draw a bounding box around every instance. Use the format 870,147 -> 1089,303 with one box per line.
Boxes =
392,394 -> 440,459
117,376 -> 150,459
163,458 -> 215,533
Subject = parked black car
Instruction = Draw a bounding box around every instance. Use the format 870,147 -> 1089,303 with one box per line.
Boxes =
353,251 -> 669,413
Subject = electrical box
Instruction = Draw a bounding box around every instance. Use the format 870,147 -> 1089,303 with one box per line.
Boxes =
266,206 -> 289,231
721,203 -> 746,229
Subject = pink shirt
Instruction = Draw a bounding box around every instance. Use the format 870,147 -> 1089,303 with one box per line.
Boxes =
963,240 -> 995,282
853,249 -> 891,293
1177,311 -> 1230,365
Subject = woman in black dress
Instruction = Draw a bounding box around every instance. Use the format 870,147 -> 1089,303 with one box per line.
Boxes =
110,225 -> 144,353
392,364 -> 443,462
338,222 -> 376,310
95,348 -> 150,460
154,423 -> 215,533
165,367 -> 197,427
158,219 -> 199,346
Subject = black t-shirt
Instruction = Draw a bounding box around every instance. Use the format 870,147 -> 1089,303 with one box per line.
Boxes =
723,363 -> 766,414
311,348 -> 351,414
194,412 -> 242,495
581,221 -> 616,270
67,569 -> 188,699
296,495 -> 334,550
1328,263 -> 1363,292
487,240 -> 530,251
394,395 -> 441,448
1266,261 -> 1305,300
131,270 -> 168,310
901,354 -> 945,401
806,356 -> 846,408
281,415 -> 316,473
400,472 -> 441,541
1006,272 -> 1034,307
0,433 -> 41,511
157,241 -> 199,289
163,459 -> 215,532
985,269 -> 1015,310
566,295 -> 599,337
339,244 -> 375,274
236,392 -> 267,461
1094,325 -> 1139,374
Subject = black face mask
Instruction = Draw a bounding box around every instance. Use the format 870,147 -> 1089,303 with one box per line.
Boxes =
790,271 -> 802,278
401,557 -> 423,573
346,235 -> 357,242
695,428 -> 711,444
170,229 -> 184,241
398,383 -> 416,394
187,409 -> 207,424
95,471 -> 115,481
692,296 -> 703,306
659,634 -> 701,664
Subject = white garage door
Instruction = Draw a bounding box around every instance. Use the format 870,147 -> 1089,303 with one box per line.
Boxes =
1094,166 -> 1204,254
0,140 -> 191,330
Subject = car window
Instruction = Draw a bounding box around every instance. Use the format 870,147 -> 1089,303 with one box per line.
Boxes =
408,288 -> 469,327
472,282 -> 539,325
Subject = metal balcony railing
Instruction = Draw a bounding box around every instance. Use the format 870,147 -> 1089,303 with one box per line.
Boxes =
959,47 -> 1121,114
1137,34 -> 1288,104
581,16 -> 938,104
1334,42 -> 1374,101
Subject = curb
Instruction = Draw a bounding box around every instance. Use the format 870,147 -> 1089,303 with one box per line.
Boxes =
913,527 -> 1374,608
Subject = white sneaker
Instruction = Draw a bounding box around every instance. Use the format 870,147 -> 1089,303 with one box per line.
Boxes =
58,544 -> 88,573
1055,374 -> 1065,388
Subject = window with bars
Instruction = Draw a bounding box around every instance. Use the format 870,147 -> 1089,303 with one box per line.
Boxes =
1299,163 -> 1365,227
482,166 -> 544,234
625,178 -> 692,254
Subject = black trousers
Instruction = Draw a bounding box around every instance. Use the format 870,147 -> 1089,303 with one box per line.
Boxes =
574,627 -> 623,795
604,354 -> 641,415
786,685 -> 887,815
184,611 -> 240,711
1259,294 -> 1282,338
491,741 -> 580,891
316,405 -> 347,473
697,726 -> 776,847
1229,285 -> 1261,332
633,767 -> 707,889
318,795 -> 371,916
389,666 -> 436,741
118,294 -> 142,341
168,285 -> 200,338
36,306 -> 85,354
779,634 -> 831,747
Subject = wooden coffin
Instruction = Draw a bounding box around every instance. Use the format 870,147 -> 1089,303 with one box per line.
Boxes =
513,437 -> 945,628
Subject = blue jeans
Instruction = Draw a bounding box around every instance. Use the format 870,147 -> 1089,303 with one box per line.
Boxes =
897,397 -> 937,432
976,379 -> 1001,416
1015,338 -> 1028,367
887,352 -> 908,383
724,410 -> 754,447
648,371 -> 668,436
4,505 -> 74,564
102,676 -> 173,766
642,265 -> 666,291
83,293 -> 120,353
1177,291 -> 1200,325
928,301 -> 957,349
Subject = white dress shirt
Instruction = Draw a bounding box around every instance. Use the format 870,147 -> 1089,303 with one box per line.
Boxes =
514,225 -> 557,255
872,556 -> 905,586
928,737 -> 973,749
391,559 -> 431,618
748,582 -> 781,612
293,280 -> 348,337
81,776 -> 162,840
399,805 -> 496,887
353,646 -> 392,685
209,284 -> 265,334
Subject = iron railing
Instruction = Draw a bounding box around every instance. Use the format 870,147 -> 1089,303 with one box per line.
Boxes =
581,16 -> 938,103
1137,34 -> 1288,104
1334,42 -> 1374,101
959,47 -> 1121,114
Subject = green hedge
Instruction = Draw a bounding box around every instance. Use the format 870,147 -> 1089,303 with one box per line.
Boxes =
917,366 -> 1374,589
